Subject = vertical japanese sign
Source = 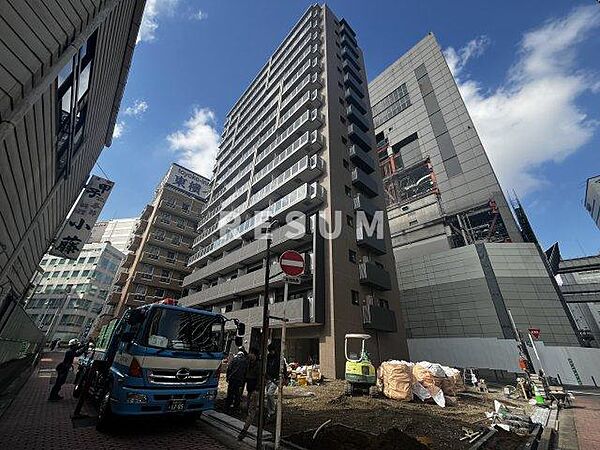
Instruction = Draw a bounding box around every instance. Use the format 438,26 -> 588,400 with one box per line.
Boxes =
50,175 -> 114,259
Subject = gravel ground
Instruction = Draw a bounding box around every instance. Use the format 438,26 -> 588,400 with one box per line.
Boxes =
215,378 -> 533,450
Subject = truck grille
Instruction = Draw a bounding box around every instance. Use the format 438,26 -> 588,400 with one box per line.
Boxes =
148,368 -> 212,385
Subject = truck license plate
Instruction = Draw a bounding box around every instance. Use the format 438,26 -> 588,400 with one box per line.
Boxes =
167,400 -> 186,411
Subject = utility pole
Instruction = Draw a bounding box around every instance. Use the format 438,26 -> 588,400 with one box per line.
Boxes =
507,309 -> 535,373
275,281 -> 289,449
256,218 -> 275,450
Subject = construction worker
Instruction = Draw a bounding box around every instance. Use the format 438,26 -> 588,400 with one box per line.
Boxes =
48,339 -> 87,401
225,347 -> 248,412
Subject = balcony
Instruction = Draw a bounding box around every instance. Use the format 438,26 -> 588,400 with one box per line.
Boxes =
340,21 -> 357,46
353,194 -> 379,219
344,86 -> 367,115
359,261 -> 391,290
180,264 -> 286,307
128,234 -> 142,251
141,252 -> 192,272
341,46 -> 360,67
158,200 -> 199,219
116,269 -> 130,285
356,227 -> 386,255
348,123 -> 372,153
219,294 -> 320,330
153,216 -> 197,238
349,145 -> 375,174
342,50 -> 361,73
147,235 -> 193,254
134,218 -> 148,235
184,219 -> 312,287
362,305 -> 397,332
188,183 -> 325,266
340,32 -> 357,51
124,292 -> 149,307
108,291 -> 122,305
346,104 -> 369,133
351,168 -> 378,197
140,204 -> 153,221
121,252 -> 135,268
133,272 -> 184,291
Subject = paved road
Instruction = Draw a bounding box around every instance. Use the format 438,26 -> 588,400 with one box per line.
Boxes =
0,352 -> 234,449
573,392 -> 600,450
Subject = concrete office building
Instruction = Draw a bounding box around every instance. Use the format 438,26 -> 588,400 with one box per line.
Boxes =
180,5 -> 406,377
108,164 -> 209,319
585,175 -> 600,231
369,34 -> 579,352
88,218 -> 138,253
0,1 -> 145,313
25,242 -> 122,342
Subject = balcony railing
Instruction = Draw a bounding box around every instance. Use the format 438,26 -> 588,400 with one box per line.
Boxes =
349,145 -> 375,174
352,168 -> 378,197
359,261 -> 391,289
356,227 -> 386,255
348,124 -> 372,153
362,305 -> 397,332
353,194 -> 378,219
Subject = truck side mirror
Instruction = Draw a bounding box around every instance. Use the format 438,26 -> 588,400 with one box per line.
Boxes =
236,322 -> 246,337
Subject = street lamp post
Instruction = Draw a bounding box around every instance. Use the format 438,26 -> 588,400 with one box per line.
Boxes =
256,218 -> 275,450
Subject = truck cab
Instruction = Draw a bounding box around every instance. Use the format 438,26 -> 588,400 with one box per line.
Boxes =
83,300 -> 243,430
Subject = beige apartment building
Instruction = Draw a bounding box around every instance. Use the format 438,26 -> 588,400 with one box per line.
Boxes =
179,5 -> 408,377
107,164 -> 209,319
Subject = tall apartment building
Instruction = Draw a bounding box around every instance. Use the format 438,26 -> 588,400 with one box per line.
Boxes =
25,242 -> 123,342
585,175 -> 600,231
88,218 -> 138,253
180,5 -> 407,377
108,164 -> 209,318
369,34 -> 579,355
0,1 -> 145,315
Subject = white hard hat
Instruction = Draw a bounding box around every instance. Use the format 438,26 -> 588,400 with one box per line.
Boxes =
68,338 -> 79,346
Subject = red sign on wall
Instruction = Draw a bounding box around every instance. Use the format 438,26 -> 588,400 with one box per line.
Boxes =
529,328 -> 541,339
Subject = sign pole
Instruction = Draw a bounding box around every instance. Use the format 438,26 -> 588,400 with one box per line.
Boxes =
275,281 -> 288,450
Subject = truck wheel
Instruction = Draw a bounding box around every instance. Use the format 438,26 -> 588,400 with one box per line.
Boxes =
96,384 -> 113,432
344,381 -> 354,396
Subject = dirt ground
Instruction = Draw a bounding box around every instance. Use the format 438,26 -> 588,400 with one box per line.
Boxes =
215,378 -> 533,450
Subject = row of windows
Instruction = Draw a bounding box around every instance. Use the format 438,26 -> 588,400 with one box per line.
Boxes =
372,83 -> 411,128
41,255 -> 98,266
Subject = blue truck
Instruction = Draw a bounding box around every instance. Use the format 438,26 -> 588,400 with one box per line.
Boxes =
75,299 -> 244,431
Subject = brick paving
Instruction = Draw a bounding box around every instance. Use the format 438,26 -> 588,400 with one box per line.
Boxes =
573,393 -> 600,450
0,352 -> 233,449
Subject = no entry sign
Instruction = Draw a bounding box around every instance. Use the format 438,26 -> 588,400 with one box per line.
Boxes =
279,250 -> 305,277
529,328 -> 541,339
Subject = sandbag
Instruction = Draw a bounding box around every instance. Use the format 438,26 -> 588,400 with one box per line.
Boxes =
413,363 -> 446,406
378,360 -> 413,401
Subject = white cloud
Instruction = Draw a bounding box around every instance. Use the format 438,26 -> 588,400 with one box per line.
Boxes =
192,9 -> 207,21
444,35 -> 490,76
167,107 -> 219,178
443,5 -> 600,195
124,99 -> 149,117
113,121 -> 125,139
137,0 -> 179,44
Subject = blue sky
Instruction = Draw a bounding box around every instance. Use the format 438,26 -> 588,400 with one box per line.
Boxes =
94,0 -> 600,259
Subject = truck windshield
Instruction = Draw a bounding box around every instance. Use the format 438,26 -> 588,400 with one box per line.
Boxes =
144,308 -> 224,353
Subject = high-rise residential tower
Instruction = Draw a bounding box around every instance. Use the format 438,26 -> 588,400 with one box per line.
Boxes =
180,5 -> 407,377
369,34 -> 579,357
0,1 -> 145,313
107,164 -> 209,319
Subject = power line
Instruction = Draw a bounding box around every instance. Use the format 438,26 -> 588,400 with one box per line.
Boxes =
95,162 -> 110,180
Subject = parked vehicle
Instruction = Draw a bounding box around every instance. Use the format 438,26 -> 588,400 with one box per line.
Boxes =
74,299 -> 244,431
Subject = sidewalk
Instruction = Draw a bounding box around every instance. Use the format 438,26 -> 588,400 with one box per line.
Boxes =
0,352 -> 235,449
573,393 -> 600,450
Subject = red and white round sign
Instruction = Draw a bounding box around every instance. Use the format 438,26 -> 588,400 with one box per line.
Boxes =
279,250 -> 305,277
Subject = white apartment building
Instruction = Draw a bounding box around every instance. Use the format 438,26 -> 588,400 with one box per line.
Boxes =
26,243 -> 123,342
89,218 -> 138,253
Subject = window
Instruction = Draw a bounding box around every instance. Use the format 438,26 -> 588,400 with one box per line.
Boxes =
341,136 -> 347,145
340,116 -> 346,124
82,270 -> 90,277
87,256 -> 96,264
135,284 -> 147,295
182,203 -> 190,212
346,215 -> 354,227
166,251 -> 176,263
220,304 -> 233,313
339,97 -> 345,106
372,83 -> 412,128
54,30 -> 97,179
345,185 -> 352,197
343,159 -> 349,170
349,250 -> 357,263
155,288 -> 165,298
379,299 -> 390,309
351,290 -> 359,306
